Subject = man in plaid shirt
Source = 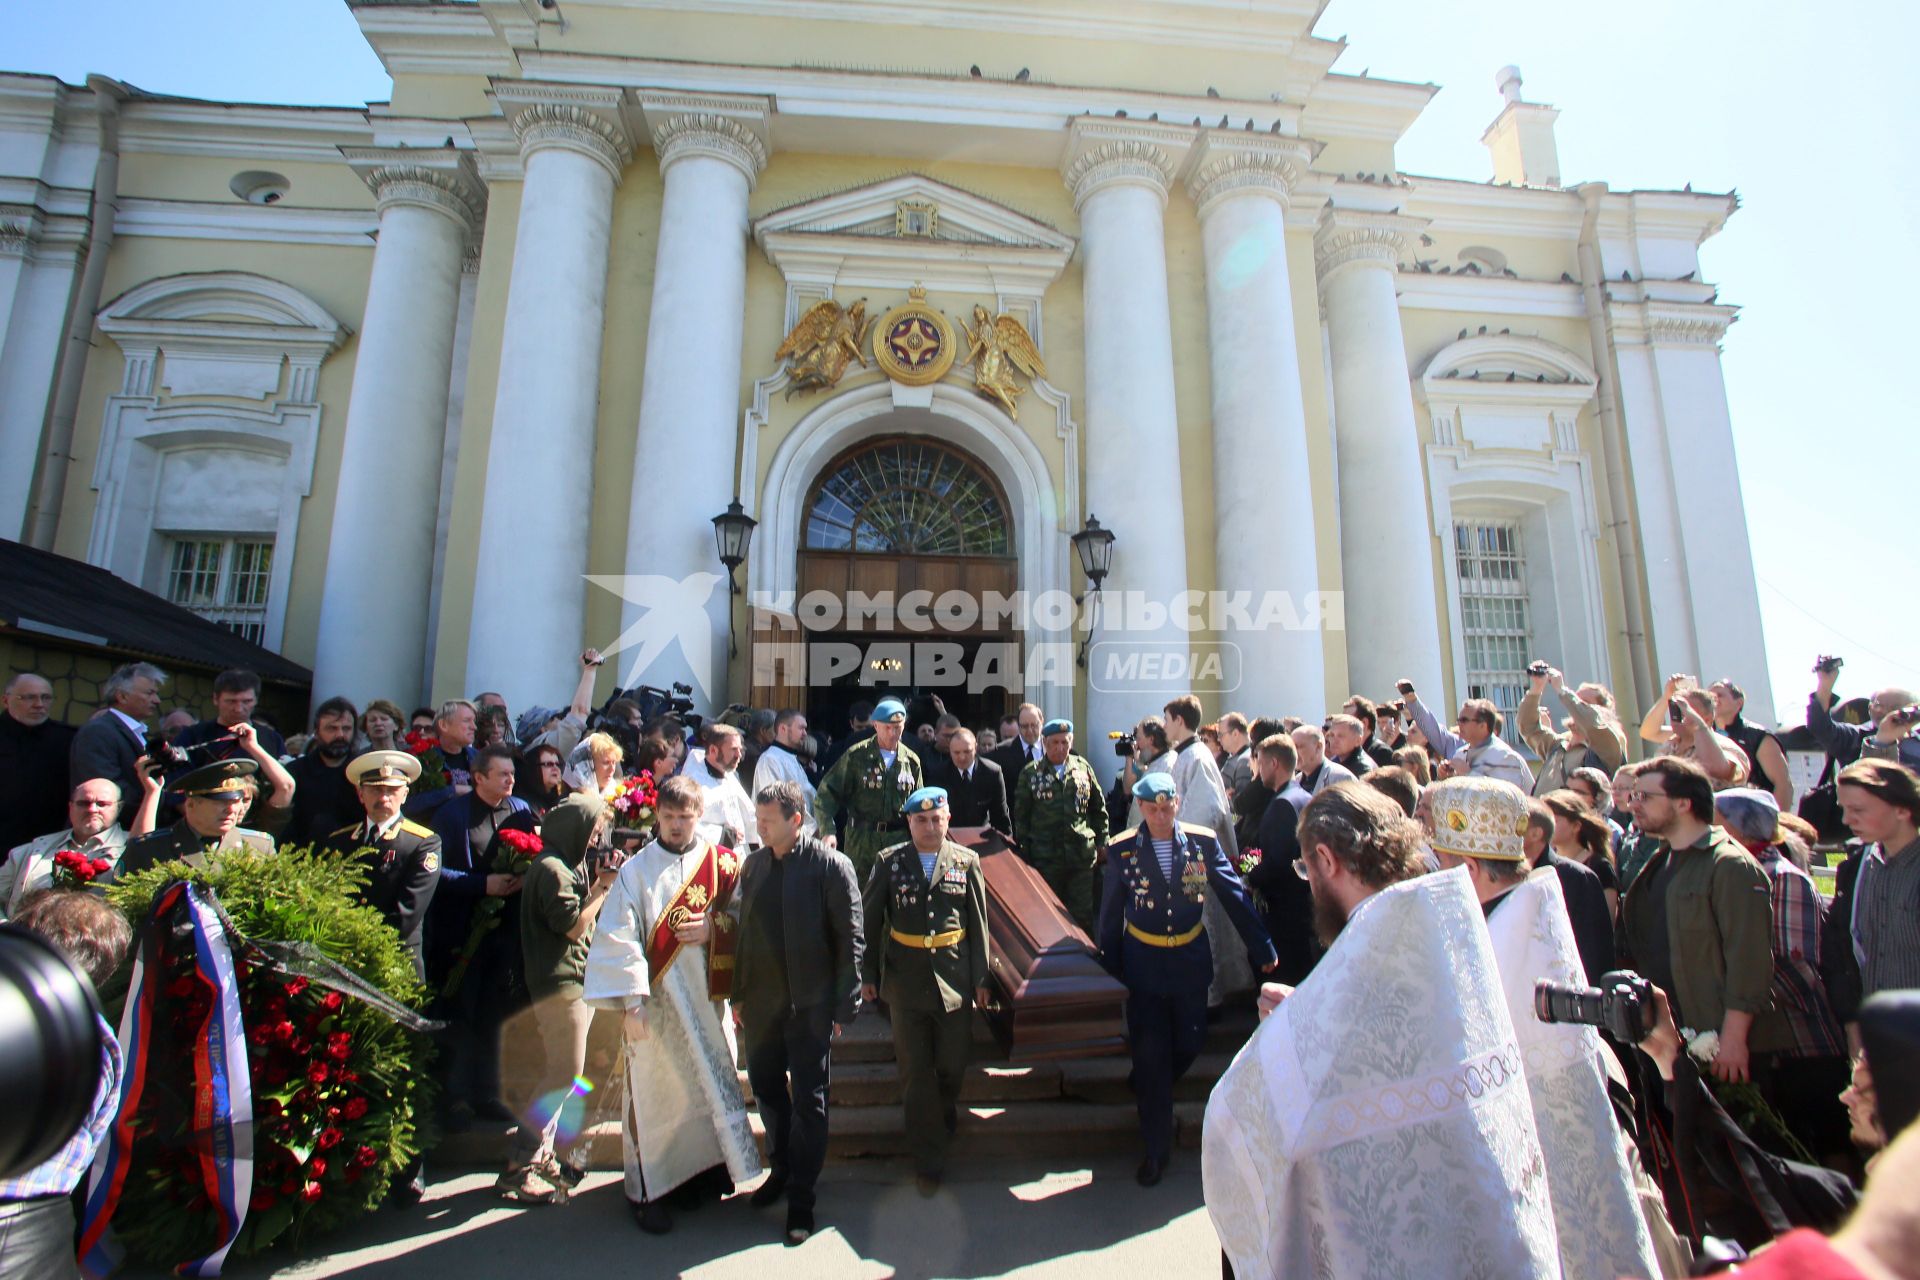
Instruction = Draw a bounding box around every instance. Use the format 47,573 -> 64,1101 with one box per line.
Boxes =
0,890 -> 130,1280
1714,789 -> 1849,1156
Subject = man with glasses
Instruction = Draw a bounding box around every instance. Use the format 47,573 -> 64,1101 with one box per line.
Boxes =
1398,678 -> 1535,791
0,672 -> 75,854
1617,757 -> 1783,1087
0,777 -> 132,915
1098,771 -> 1273,1187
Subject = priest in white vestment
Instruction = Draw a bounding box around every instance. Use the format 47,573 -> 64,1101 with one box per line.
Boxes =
685,727 -> 758,849
583,775 -> 761,1233
751,711 -> 817,835
1163,699 -> 1252,1003
1426,776 -> 1663,1280
1202,780 -> 1559,1280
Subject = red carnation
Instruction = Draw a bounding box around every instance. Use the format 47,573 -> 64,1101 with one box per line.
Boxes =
247,1024 -> 272,1047
284,977 -> 309,998
307,1155 -> 329,1178
339,1068 -> 361,1085
326,1032 -> 353,1061
497,828 -> 543,855
325,1105 -> 341,1122
342,1097 -> 369,1121
321,990 -> 344,1013
351,1144 -> 378,1169
307,1061 -> 330,1086
317,1127 -> 343,1152
301,1182 -> 324,1204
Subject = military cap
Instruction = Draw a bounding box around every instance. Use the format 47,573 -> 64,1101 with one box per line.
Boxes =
902,785 -> 949,816
1426,776 -> 1529,862
347,750 -> 421,788
1042,717 -> 1074,736
173,757 -> 258,798
1131,771 -> 1178,801
872,698 -> 908,723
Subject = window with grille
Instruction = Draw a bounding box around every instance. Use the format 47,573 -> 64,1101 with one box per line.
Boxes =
164,537 -> 274,644
804,438 -> 1011,556
1454,520 -> 1532,729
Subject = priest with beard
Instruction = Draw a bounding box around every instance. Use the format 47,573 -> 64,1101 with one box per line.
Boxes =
286,697 -> 365,845
1202,781 -> 1560,1280
584,773 -> 762,1234
1423,775 -> 1666,1280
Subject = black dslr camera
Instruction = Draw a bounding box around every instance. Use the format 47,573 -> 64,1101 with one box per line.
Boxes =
1814,654 -> 1845,675
1535,970 -> 1658,1043
1109,729 -> 1136,759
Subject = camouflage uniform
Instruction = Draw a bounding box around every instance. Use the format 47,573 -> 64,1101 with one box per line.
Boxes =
1011,753 -> 1108,931
812,736 -> 923,884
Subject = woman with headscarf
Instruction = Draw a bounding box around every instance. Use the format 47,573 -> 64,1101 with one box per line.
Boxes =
501,789 -> 618,1203
515,742 -> 569,819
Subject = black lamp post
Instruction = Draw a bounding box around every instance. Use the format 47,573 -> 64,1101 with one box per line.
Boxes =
712,498 -> 757,657
1070,513 -> 1115,668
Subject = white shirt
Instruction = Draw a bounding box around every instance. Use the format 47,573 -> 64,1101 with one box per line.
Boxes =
109,708 -> 148,745
751,744 -> 816,835
687,749 -> 758,848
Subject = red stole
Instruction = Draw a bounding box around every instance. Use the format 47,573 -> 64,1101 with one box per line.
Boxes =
645,841 -> 742,1000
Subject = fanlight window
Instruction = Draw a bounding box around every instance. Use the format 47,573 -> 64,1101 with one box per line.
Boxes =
806,440 -> 1011,556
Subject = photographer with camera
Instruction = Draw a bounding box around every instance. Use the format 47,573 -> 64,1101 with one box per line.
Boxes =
1396,677 -> 1536,791
1642,679 -> 1750,790
1809,656 -> 1920,774
1119,716 -> 1173,828
1518,661 -> 1627,796
0,891 -> 132,1280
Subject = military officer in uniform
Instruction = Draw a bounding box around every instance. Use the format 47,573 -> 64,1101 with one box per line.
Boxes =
324,751 -> 443,981
1010,718 -> 1108,931
118,758 -> 276,879
814,698 -> 922,885
860,787 -> 989,1197
1098,771 -> 1275,1187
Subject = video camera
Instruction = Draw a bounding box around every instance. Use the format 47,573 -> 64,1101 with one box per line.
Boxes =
1814,654 -> 1845,675
1109,729 -> 1136,759
1534,969 -> 1659,1043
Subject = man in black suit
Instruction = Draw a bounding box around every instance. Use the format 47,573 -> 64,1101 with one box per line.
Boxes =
732,780 -> 863,1246
1,672 -> 76,855
987,702 -> 1045,826
70,662 -> 167,802
926,728 -> 1010,835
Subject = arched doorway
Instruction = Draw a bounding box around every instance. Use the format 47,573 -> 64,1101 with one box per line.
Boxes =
793,434 -> 1021,740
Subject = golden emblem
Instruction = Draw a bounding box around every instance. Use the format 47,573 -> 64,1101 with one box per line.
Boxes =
1445,809 -> 1469,833
957,305 -> 1047,420
872,286 -> 957,387
685,883 -> 710,910
775,297 -> 873,397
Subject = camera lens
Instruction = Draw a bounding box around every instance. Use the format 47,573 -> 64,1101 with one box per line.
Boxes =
0,926 -> 105,1179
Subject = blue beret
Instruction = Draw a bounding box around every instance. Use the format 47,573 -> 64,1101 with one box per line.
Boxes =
903,786 -> 949,816
872,699 -> 907,723
1042,717 -> 1073,736
1131,771 -> 1177,801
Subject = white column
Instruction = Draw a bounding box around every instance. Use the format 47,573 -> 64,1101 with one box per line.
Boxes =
465,92 -> 631,709
1063,121 -> 1194,766
617,98 -> 769,713
0,222 -> 82,541
1314,208 -> 1446,702
311,150 -> 483,707
1189,134 -> 1326,717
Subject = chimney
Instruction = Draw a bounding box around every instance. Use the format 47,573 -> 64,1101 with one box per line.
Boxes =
1481,65 -> 1561,188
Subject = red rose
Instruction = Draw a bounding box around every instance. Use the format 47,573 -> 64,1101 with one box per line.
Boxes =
307,1156 -> 328,1178
326,1032 -> 353,1061
301,1182 -> 324,1204
317,1127 -> 343,1152
321,990 -> 344,1013
351,1144 -> 378,1169
342,1097 -> 369,1121
251,1188 -> 278,1211
284,977 -> 309,998
307,1062 -> 330,1086
338,1069 -> 361,1085
289,1035 -> 311,1055
269,1021 -> 295,1044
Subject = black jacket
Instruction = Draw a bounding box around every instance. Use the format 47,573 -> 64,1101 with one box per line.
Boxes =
1821,846 -> 1865,1025
925,757 -> 1011,834
286,753 -> 363,847
1540,849 -> 1616,982
0,713 -> 75,854
732,836 -> 864,1029
70,711 -> 146,801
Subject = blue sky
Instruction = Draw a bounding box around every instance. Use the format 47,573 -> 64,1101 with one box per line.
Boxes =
14,0 -> 1914,725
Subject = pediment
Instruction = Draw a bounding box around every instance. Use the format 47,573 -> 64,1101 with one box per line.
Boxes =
754,174 -> 1074,252
1418,333 -> 1596,390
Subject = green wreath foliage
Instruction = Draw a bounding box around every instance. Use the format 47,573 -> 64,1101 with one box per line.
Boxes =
105,846 -> 436,1261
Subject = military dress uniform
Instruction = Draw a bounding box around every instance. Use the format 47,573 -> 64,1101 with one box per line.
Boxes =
323,752 -> 443,981
1010,720 -> 1108,932
117,759 -> 275,880
813,700 -> 923,885
861,788 -> 989,1188
1097,772 -> 1274,1184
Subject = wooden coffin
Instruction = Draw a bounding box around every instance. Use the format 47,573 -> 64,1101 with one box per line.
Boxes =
950,825 -> 1127,1060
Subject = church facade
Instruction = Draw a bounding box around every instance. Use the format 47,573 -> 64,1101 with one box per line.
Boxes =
0,0 -> 1773,751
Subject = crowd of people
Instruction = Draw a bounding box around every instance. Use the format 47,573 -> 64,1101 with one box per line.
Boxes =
0,646 -> 1916,1276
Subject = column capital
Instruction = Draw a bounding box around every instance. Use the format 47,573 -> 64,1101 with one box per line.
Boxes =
343,147 -> 487,239
1312,208 -> 1427,284
635,91 -> 771,188
1061,118 -> 1194,212
1185,133 -> 1317,219
492,81 -> 634,183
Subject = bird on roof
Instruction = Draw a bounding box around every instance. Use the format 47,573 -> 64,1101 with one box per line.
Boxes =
1478,325 -> 1488,334
1506,373 -> 1516,382
1679,271 -> 1695,281
1560,272 -> 1576,283
1149,112 -> 1158,120
1015,67 -> 1030,81
1621,270 -> 1633,281
1458,328 -> 1469,340
1207,87 -> 1221,98
970,65 -> 982,77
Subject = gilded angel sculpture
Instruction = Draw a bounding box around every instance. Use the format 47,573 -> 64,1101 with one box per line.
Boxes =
774,297 -> 872,397
957,305 -> 1046,420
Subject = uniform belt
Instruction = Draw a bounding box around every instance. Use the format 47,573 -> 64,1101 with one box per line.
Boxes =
1126,920 -> 1204,948
890,926 -> 965,950
853,818 -> 906,832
